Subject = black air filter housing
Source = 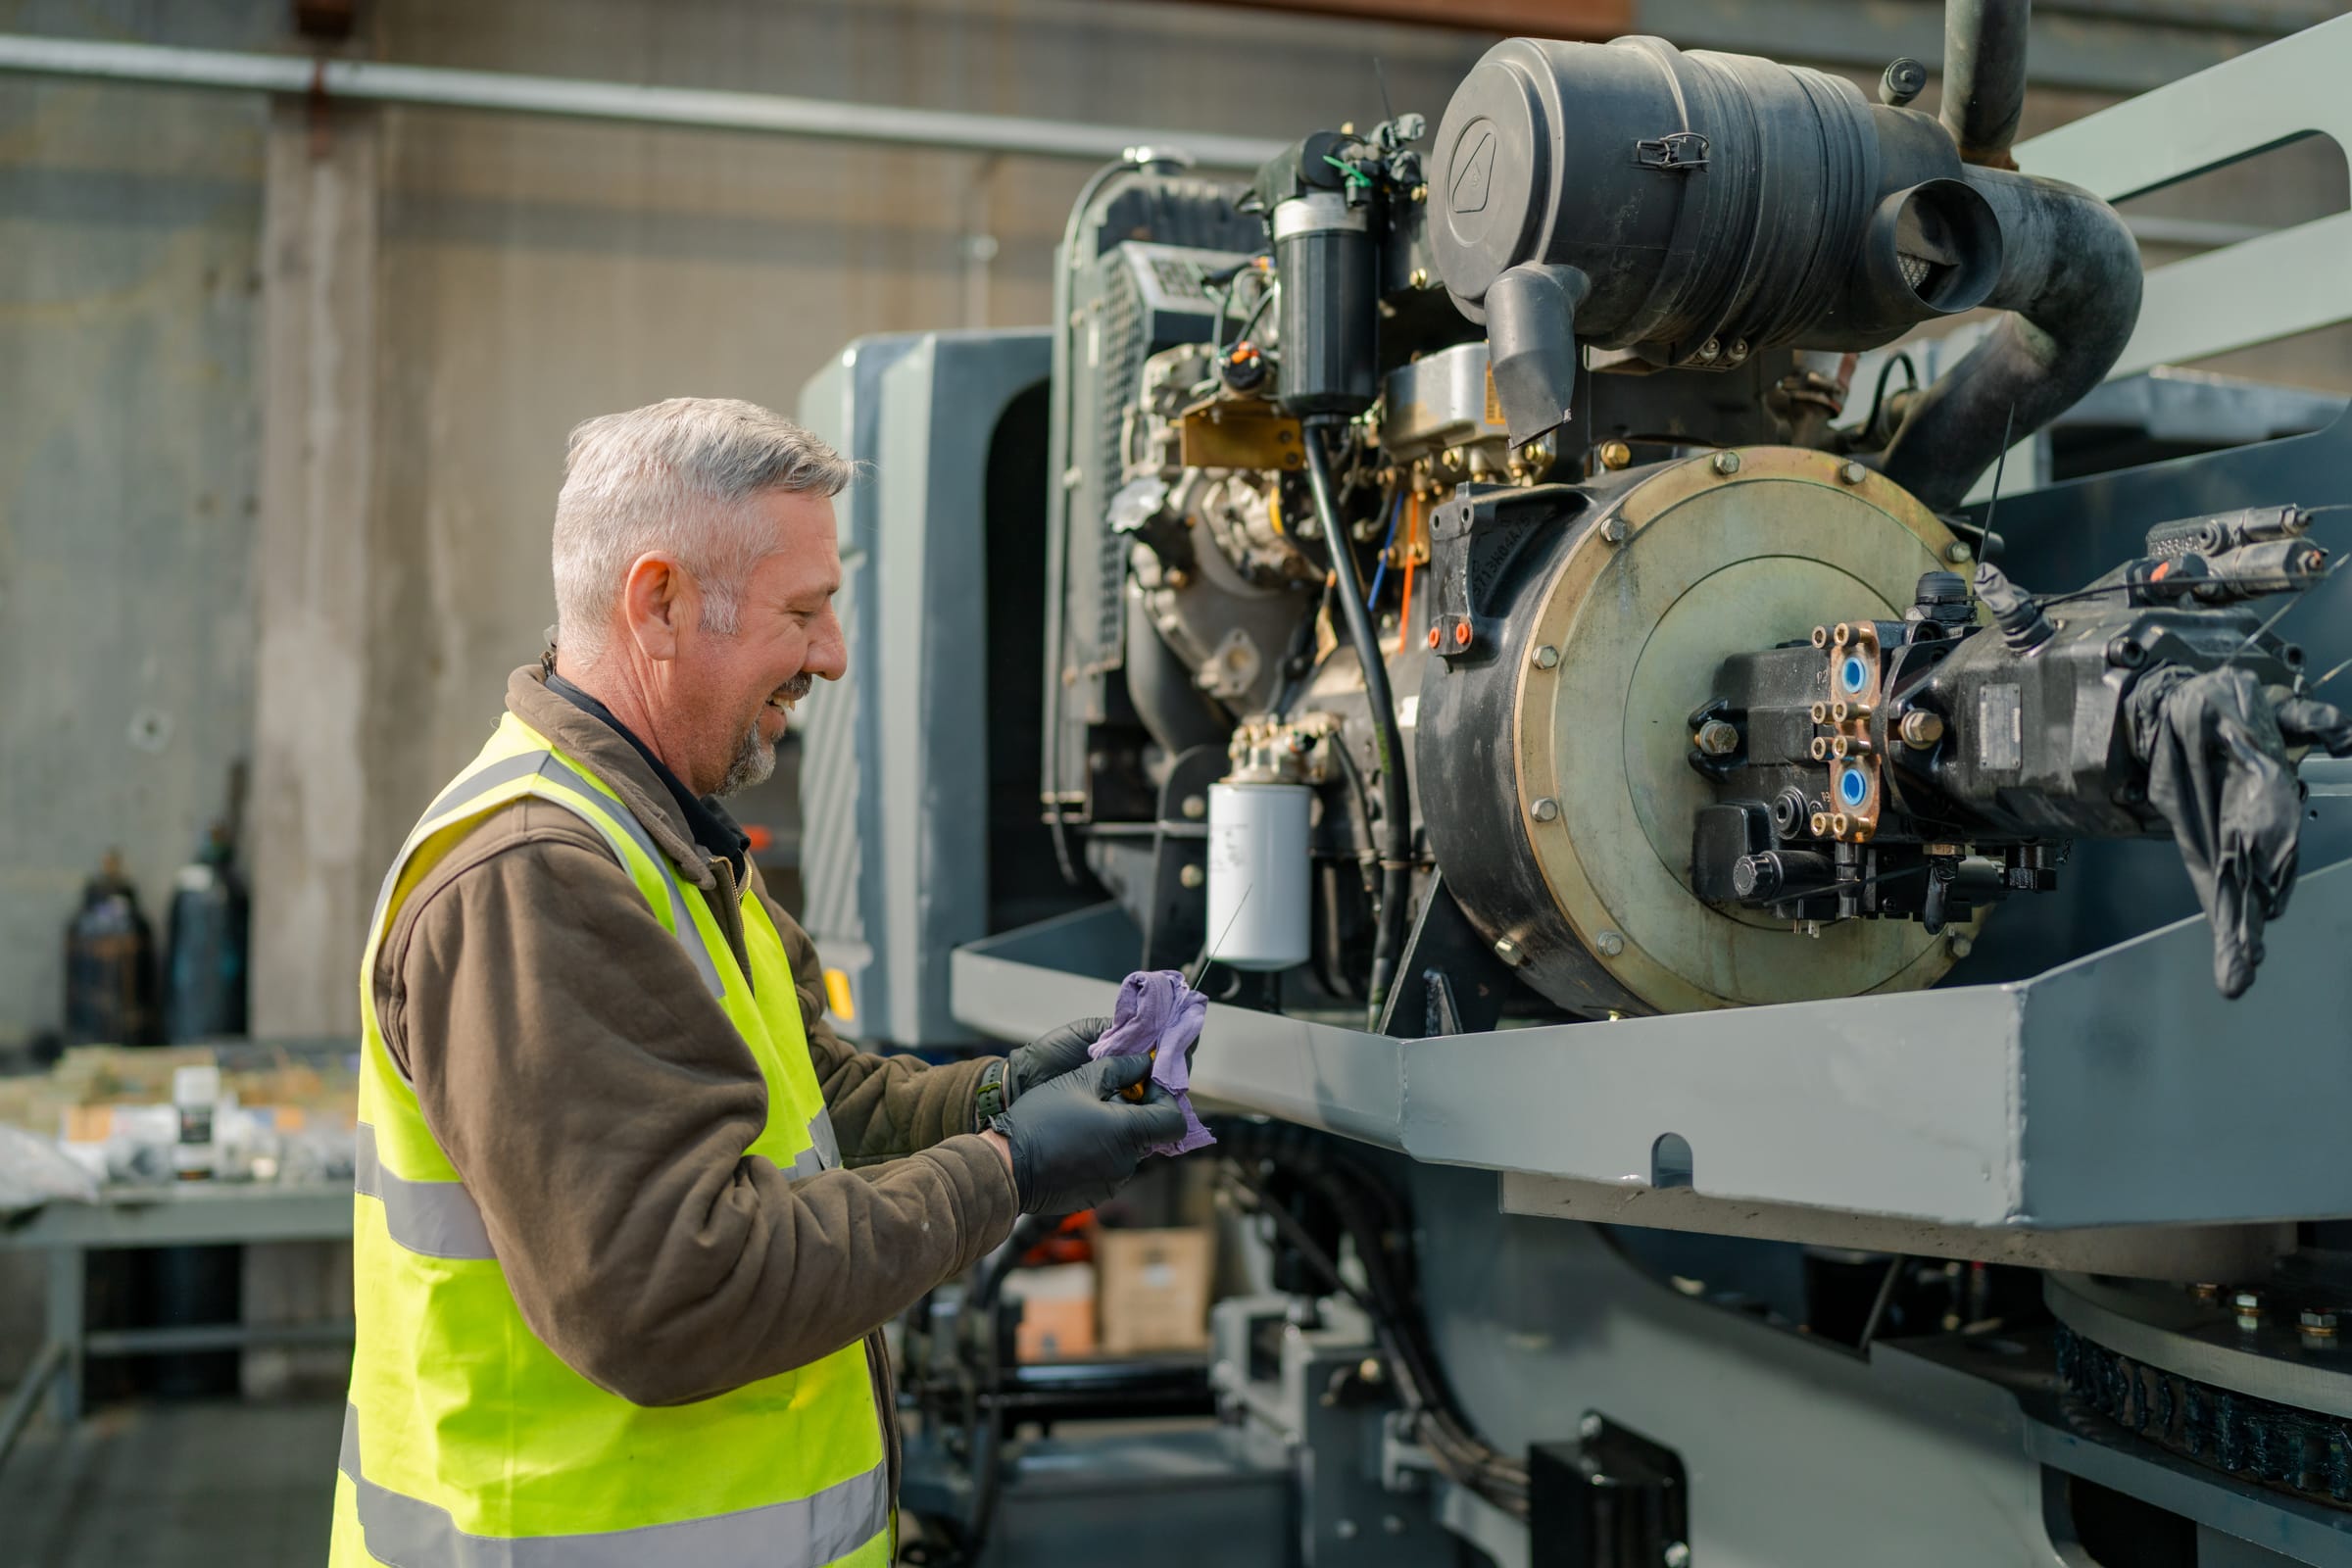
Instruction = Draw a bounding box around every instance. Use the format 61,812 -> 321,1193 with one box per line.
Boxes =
1430,36 -> 2002,375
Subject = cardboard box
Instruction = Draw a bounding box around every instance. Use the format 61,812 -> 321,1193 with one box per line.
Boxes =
1003,1262 -> 1097,1362
1096,1228 -> 1213,1354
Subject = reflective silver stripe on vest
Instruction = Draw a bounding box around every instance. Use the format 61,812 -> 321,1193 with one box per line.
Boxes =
341,1404 -> 887,1567
354,1124 -> 497,1261
371,747 -> 726,1000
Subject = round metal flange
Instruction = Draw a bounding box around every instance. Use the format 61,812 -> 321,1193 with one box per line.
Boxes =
1509,446 -> 1974,1011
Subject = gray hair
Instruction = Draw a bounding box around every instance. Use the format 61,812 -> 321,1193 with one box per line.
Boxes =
552,397 -> 852,660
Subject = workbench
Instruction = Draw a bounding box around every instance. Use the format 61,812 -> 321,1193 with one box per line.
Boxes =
0,1181 -> 352,1471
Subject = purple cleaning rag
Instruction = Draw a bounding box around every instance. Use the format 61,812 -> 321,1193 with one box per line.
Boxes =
1087,970 -> 1214,1156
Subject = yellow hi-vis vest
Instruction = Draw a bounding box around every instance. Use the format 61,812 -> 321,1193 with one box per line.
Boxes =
328,711 -> 891,1568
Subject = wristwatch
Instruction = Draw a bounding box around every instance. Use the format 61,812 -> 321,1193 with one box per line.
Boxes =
973,1058 -> 1011,1128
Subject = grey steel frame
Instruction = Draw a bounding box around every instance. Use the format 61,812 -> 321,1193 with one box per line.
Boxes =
0,1183 -> 352,1470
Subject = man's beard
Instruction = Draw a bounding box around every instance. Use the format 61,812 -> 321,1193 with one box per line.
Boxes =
717,672 -> 814,796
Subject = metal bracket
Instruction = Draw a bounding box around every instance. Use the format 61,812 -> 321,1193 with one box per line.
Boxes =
1634,131 -> 1709,172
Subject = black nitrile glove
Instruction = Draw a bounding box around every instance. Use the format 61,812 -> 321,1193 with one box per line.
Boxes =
2129,665 -> 2352,998
989,1054 -> 1187,1216
1005,1015 -> 1114,1101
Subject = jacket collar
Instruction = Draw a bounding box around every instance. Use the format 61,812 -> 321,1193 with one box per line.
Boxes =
505,662 -> 718,891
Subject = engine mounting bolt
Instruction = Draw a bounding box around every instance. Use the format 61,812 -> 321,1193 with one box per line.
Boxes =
2301,1308 -> 2340,1337
1899,710 -> 1946,748
1595,930 -> 1625,956
1532,644 -> 1561,669
1698,338 -> 1722,361
1182,794 -> 1206,820
1599,440 -> 1633,470
1666,1544 -> 1692,1568
1408,267 -> 1430,289
1531,797 -> 1560,822
1493,937 -> 1524,967
1947,932 -> 1974,959
1727,340 -> 1749,364
1694,719 -> 1740,756
1712,451 -> 1741,476
1947,540 -> 1974,564
2231,1289 -> 2264,1315
1453,621 -> 1474,647
1599,515 -> 1630,544
1179,863 -> 1204,890
1839,461 -> 1868,485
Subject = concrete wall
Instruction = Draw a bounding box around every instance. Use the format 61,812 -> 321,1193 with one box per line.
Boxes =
0,0 -> 273,1049
0,0 -> 2346,1040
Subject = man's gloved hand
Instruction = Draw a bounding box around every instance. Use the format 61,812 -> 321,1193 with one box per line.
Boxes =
989,1055 -> 1186,1216
1005,1016 -> 1113,1100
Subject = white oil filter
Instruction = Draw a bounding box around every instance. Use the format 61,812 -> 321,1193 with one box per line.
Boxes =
1206,780 -> 1312,970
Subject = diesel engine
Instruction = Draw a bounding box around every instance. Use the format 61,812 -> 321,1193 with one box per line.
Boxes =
1040,29 -> 2351,1024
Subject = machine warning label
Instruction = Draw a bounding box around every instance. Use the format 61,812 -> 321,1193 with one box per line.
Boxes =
1978,684 -> 2023,770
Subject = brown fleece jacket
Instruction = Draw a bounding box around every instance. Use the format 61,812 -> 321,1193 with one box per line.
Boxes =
368,664 -> 1018,1415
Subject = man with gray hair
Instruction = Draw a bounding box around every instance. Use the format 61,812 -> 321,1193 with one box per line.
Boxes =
330,397 -> 1183,1568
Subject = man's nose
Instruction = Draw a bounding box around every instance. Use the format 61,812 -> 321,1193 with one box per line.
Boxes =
808,612 -> 850,681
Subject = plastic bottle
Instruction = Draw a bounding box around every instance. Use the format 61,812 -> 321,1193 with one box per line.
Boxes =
164,822 -> 249,1042
64,850 -> 160,1047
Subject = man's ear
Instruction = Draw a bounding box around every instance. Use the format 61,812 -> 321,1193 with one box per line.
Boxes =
621,552 -> 694,662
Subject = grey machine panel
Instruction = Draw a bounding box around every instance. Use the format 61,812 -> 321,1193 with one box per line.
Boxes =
955,857 -> 2352,1264
798,329 -> 1049,1047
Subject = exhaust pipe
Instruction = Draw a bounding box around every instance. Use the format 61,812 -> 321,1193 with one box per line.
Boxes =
1939,0 -> 2032,171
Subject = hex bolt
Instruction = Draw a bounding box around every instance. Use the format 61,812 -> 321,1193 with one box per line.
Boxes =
1899,710 -> 1946,748
1698,337 -> 1722,361
1533,644 -> 1561,669
1179,863 -> 1204,890
2301,1308 -> 2340,1338
1712,451 -> 1741,476
2233,1289 -> 2265,1313
1838,461 -> 1868,485
1947,540 -> 1975,564
1665,1544 -> 1692,1568
1599,440 -> 1633,470
2187,1282 -> 2223,1302
1595,930 -> 1626,956
1408,267 -> 1430,288
1599,515 -> 1630,544
1494,937 -> 1524,967
1947,932 -> 1974,959
1182,794 -> 1206,820
1532,797 -> 1561,822
1727,339 -> 1750,364
1694,719 -> 1740,756
1358,1357 -> 1384,1384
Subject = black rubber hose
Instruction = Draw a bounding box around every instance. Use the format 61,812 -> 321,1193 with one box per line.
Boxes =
1878,169 -> 2142,514
1939,0 -> 2032,170
1301,419 -> 1413,1026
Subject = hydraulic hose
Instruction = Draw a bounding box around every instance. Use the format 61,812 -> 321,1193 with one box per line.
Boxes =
1301,418 -> 1413,1026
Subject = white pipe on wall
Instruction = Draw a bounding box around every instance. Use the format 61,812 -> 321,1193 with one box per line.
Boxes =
0,32 -> 1288,170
